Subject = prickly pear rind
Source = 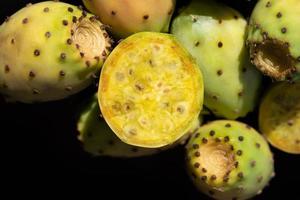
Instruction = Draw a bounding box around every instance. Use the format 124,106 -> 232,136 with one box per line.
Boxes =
171,0 -> 262,119
99,32 -> 204,148
82,0 -> 176,38
78,94 -> 202,157
186,120 -> 274,200
247,0 -> 300,80
259,82 -> 300,154
0,1 -> 111,103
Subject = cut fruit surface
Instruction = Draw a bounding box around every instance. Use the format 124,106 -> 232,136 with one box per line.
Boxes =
99,32 -> 204,148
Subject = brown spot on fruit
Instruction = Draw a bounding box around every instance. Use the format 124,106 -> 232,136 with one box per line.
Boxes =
59,70 -> 65,77
34,49 -> 40,56
276,12 -> 282,18
29,71 -> 35,78
4,65 -> 10,73
68,7 -> 73,12
217,70 -> 223,76
218,42 -> 223,48
45,31 -> 51,38
225,123 -> 231,128
236,150 -> 242,156
62,20 -> 68,26
194,162 -> 200,168
60,53 -> 66,60
22,18 -> 28,24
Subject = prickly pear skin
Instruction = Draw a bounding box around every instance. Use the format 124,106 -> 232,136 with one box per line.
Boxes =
186,120 -> 274,200
99,32 -> 204,148
259,81 -> 300,154
171,0 -> 262,119
247,0 -> 300,80
82,0 -> 176,38
0,1 -> 112,103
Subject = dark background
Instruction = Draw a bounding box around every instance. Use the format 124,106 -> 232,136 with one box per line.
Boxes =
1,0 -> 299,199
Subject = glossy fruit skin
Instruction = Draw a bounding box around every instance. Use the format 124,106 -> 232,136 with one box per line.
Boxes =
0,1 -> 111,103
247,0 -> 300,81
83,0 -> 176,38
186,120 -> 274,200
171,0 -> 262,119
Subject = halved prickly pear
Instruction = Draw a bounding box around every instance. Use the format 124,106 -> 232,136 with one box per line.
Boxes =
0,1 -> 112,103
186,120 -> 274,200
82,0 -> 176,38
259,81 -> 300,154
247,0 -> 300,81
77,94 -> 203,157
98,32 -> 204,148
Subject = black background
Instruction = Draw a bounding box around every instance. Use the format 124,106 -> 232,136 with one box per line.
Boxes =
1,0 -> 299,199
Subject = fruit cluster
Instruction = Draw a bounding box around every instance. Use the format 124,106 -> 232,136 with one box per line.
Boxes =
1,1 -> 299,199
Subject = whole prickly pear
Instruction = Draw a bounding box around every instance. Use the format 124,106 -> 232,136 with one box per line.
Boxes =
99,32 -> 204,148
247,0 -> 300,81
0,1 -> 112,103
82,0 -> 176,38
171,0 -> 262,119
186,120 -> 274,200
259,81 -> 300,154
77,94 -> 202,157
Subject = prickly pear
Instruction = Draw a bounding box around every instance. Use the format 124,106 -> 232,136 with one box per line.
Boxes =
186,120 -> 274,200
77,94 -> 203,157
171,0 -> 262,119
247,0 -> 300,81
82,0 -> 176,38
99,32 -> 204,148
0,1 -> 112,103
259,81 -> 300,154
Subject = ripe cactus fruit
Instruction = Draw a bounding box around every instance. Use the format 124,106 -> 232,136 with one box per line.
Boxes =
0,1 -> 112,103
77,94 -> 203,157
82,0 -> 176,38
186,120 -> 274,200
247,0 -> 300,81
171,0 -> 262,119
99,32 -> 204,148
259,81 -> 300,154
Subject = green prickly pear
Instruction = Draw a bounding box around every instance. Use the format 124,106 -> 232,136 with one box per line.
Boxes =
247,0 -> 300,81
98,32 -> 204,148
82,0 -> 176,38
0,1 -> 112,103
171,0 -> 262,119
186,120 -> 274,200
